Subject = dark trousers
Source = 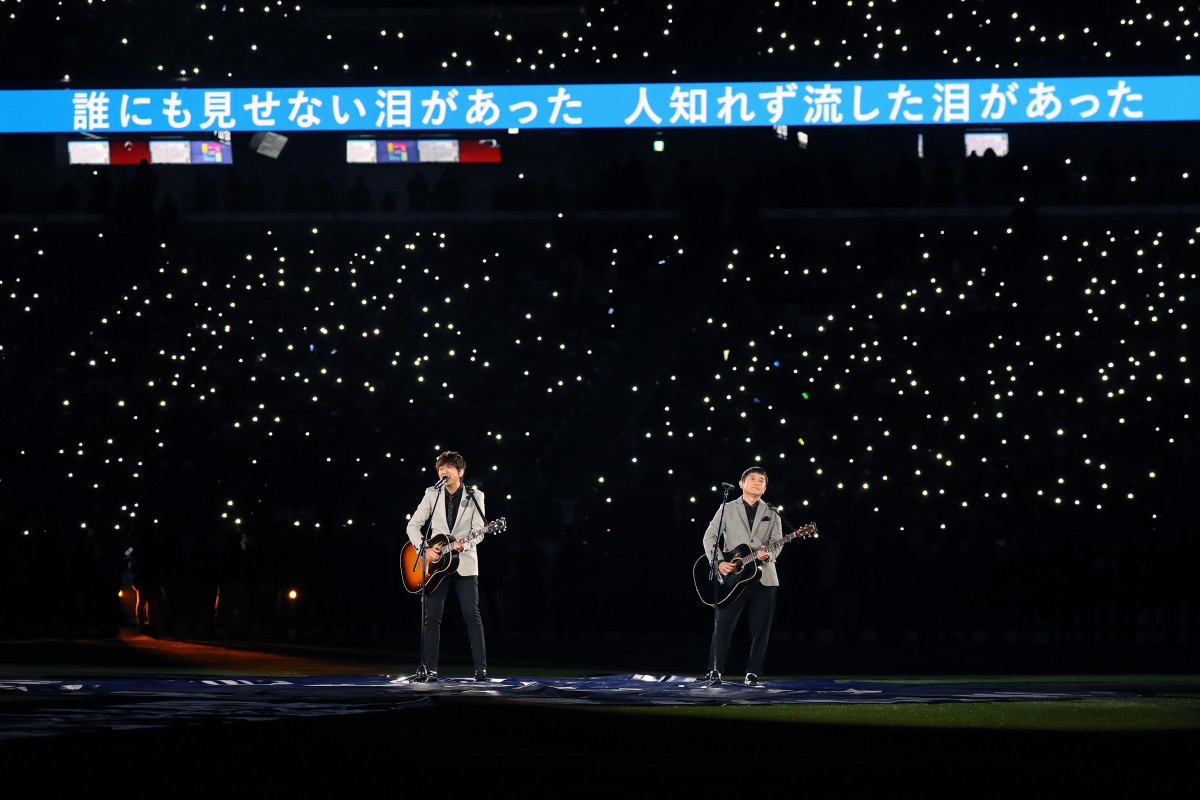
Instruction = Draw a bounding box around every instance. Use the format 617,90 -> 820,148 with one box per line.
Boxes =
421,574 -> 486,674
708,582 -> 777,676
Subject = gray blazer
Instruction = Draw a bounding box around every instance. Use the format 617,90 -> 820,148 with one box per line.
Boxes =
406,485 -> 487,577
702,499 -> 784,587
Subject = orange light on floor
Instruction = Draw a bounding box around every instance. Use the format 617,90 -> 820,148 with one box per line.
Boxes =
288,589 -> 299,601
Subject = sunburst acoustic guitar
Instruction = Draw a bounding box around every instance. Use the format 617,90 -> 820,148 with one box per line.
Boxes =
400,517 -> 507,594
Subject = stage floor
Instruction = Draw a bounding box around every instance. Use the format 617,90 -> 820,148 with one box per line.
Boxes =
0,671 -> 1138,742
0,630 -> 1159,742
0,633 -> 1196,795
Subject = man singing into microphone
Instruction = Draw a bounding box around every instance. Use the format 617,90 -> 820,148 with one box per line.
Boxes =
701,465 -> 783,686
404,450 -> 489,681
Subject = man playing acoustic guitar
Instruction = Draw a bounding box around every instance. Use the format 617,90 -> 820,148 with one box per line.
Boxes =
404,450 -> 489,682
701,465 -> 784,686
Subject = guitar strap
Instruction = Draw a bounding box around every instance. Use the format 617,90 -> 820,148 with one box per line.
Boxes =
758,501 -> 787,563
464,487 -> 486,539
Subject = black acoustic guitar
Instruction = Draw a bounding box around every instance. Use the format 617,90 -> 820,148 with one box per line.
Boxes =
400,518 -> 507,594
692,523 -> 818,608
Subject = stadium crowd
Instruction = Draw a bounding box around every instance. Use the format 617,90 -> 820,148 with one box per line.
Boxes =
0,1 -> 1196,673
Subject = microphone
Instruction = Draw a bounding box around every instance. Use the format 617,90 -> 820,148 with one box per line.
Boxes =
434,476 -> 449,490
720,482 -> 738,491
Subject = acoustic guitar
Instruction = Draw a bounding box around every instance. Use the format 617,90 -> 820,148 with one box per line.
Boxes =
692,522 -> 818,608
400,517 -> 507,594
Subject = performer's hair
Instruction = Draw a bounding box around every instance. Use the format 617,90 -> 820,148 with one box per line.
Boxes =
740,465 -> 767,482
436,450 -> 466,471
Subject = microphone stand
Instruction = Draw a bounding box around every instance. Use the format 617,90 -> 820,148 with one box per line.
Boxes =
707,483 -> 733,681
409,480 -> 445,682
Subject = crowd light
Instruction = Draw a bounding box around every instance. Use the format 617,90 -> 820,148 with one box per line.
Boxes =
0,1 -> 1196,643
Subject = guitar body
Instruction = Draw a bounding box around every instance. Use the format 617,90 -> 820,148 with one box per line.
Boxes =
400,518 -> 507,595
693,544 -> 761,608
693,523 -> 819,608
400,533 -> 458,594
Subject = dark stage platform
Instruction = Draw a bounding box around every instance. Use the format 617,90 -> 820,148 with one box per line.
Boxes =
0,672 -> 1134,743
0,633 -> 1194,797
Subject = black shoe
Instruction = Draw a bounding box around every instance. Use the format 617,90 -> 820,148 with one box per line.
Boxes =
417,671 -> 439,683
744,673 -> 759,686
702,670 -> 722,684
473,670 -> 488,682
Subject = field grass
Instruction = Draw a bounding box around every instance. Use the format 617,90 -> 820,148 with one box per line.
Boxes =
590,695 -> 1200,730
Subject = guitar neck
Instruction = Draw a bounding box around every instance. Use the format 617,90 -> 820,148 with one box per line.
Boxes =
765,526 -> 816,556
765,534 -> 795,556
457,518 -> 505,548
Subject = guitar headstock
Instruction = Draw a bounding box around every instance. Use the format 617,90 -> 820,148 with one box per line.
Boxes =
791,522 -> 818,540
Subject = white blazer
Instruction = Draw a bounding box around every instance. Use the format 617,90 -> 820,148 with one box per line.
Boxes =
405,484 -> 487,577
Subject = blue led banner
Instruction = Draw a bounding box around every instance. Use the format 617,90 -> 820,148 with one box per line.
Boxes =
2,76 -> 1195,134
